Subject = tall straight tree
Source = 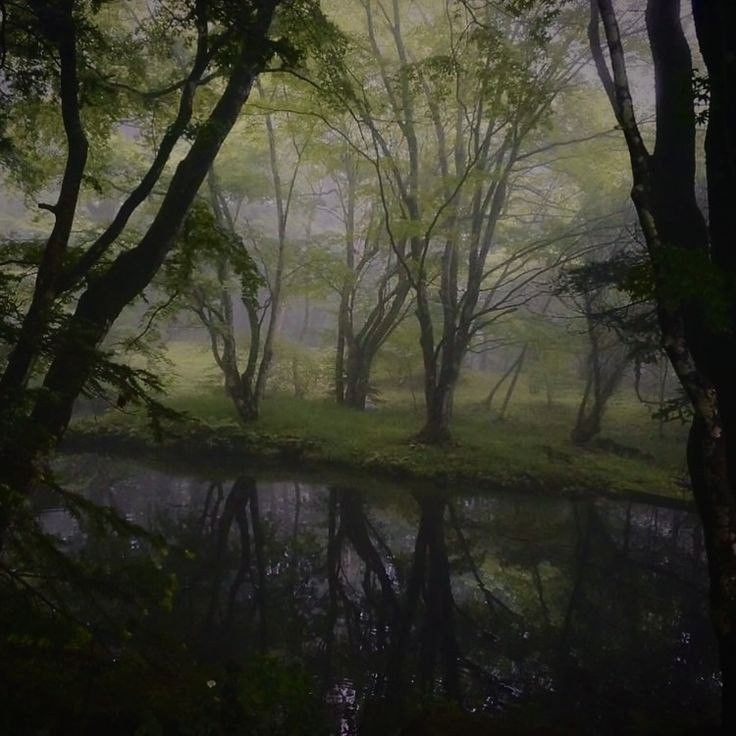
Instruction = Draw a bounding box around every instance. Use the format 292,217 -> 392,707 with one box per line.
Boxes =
590,0 -> 736,725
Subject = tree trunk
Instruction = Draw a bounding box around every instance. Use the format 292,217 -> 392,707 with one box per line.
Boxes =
252,86 -> 296,405
571,342 -> 628,445
688,12 -> 736,716
229,383 -> 260,423
416,382 -> 455,445
571,372 -> 601,445
483,344 -> 526,411
335,328 -> 346,404
688,421 -> 736,730
0,3 -> 88,402
343,344 -> 371,410
499,344 -> 527,420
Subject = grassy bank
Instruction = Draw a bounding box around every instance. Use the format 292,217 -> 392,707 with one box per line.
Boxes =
68,341 -> 692,502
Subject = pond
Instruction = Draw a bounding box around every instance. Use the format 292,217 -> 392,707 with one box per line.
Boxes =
23,453 -> 721,734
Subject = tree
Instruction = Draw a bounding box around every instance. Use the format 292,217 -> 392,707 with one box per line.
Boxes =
321,138 -> 411,409
330,0 -> 591,442
0,0 -> 329,537
167,82 -> 316,422
563,211 -> 649,446
589,0 -> 736,725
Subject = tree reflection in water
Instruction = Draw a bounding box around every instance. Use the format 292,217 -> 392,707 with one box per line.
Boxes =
14,455 -> 720,734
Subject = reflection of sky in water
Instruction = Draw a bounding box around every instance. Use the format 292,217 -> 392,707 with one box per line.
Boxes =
41,453 -> 718,734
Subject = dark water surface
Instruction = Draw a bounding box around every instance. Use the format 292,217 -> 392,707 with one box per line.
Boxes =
34,453 -> 719,734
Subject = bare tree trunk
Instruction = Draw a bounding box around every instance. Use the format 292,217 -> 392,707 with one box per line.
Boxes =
253,101 -> 287,404
344,345 -> 371,410
499,343 -> 528,420
483,344 -> 526,411
335,157 -> 357,404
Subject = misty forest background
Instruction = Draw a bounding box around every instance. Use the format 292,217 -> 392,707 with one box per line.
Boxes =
1,0 -> 691,496
2,0 -> 736,733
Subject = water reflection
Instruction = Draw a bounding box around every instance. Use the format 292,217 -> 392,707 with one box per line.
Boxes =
39,455 -> 719,733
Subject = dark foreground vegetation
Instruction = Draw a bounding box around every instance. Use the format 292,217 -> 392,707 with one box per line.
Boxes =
1,0 -> 735,733
1,456 -> 722,734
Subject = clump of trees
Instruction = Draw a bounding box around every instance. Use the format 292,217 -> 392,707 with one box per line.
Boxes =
0,0 -> 341,522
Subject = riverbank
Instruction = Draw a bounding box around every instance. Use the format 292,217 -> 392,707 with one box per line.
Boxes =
65,391 -> 692,506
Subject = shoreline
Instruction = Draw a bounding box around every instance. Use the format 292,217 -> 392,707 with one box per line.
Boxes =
61,421 -> 695,512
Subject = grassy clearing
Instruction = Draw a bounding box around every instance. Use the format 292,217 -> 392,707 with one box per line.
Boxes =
76,340 -> 691,501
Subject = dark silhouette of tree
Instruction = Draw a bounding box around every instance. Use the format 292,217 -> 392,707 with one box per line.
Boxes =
590,0 -> 736,725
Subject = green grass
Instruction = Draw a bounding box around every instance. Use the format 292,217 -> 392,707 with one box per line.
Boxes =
79,340 -> 691,501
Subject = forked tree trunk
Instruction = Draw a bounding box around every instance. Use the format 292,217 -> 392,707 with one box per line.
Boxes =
498,346 -> 527,421
571,344 -> 629,446
483,344 -> 527,412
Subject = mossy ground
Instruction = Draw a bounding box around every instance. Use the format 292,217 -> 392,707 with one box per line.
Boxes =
71,341 -> 691,501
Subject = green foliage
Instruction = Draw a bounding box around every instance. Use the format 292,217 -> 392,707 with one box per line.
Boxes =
83,357 -> 188,442
276,0 -> 349,89
267,339 -> 331,398
166,201 -> 264,308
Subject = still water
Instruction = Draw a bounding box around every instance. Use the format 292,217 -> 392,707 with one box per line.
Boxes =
35,453 -> 719,734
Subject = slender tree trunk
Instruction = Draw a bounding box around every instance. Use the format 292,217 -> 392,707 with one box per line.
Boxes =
571,371 -> 599,445
335,327 -> 347,404
499,344 -> 528,420
335,158 -> 356,404
571,321 -> 630,446
237,297 -> 263,421
483,344 -> 526,411
657,360 -> 668,438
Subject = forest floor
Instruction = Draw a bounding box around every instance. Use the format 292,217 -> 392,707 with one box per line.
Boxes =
65,342 -> 692,503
